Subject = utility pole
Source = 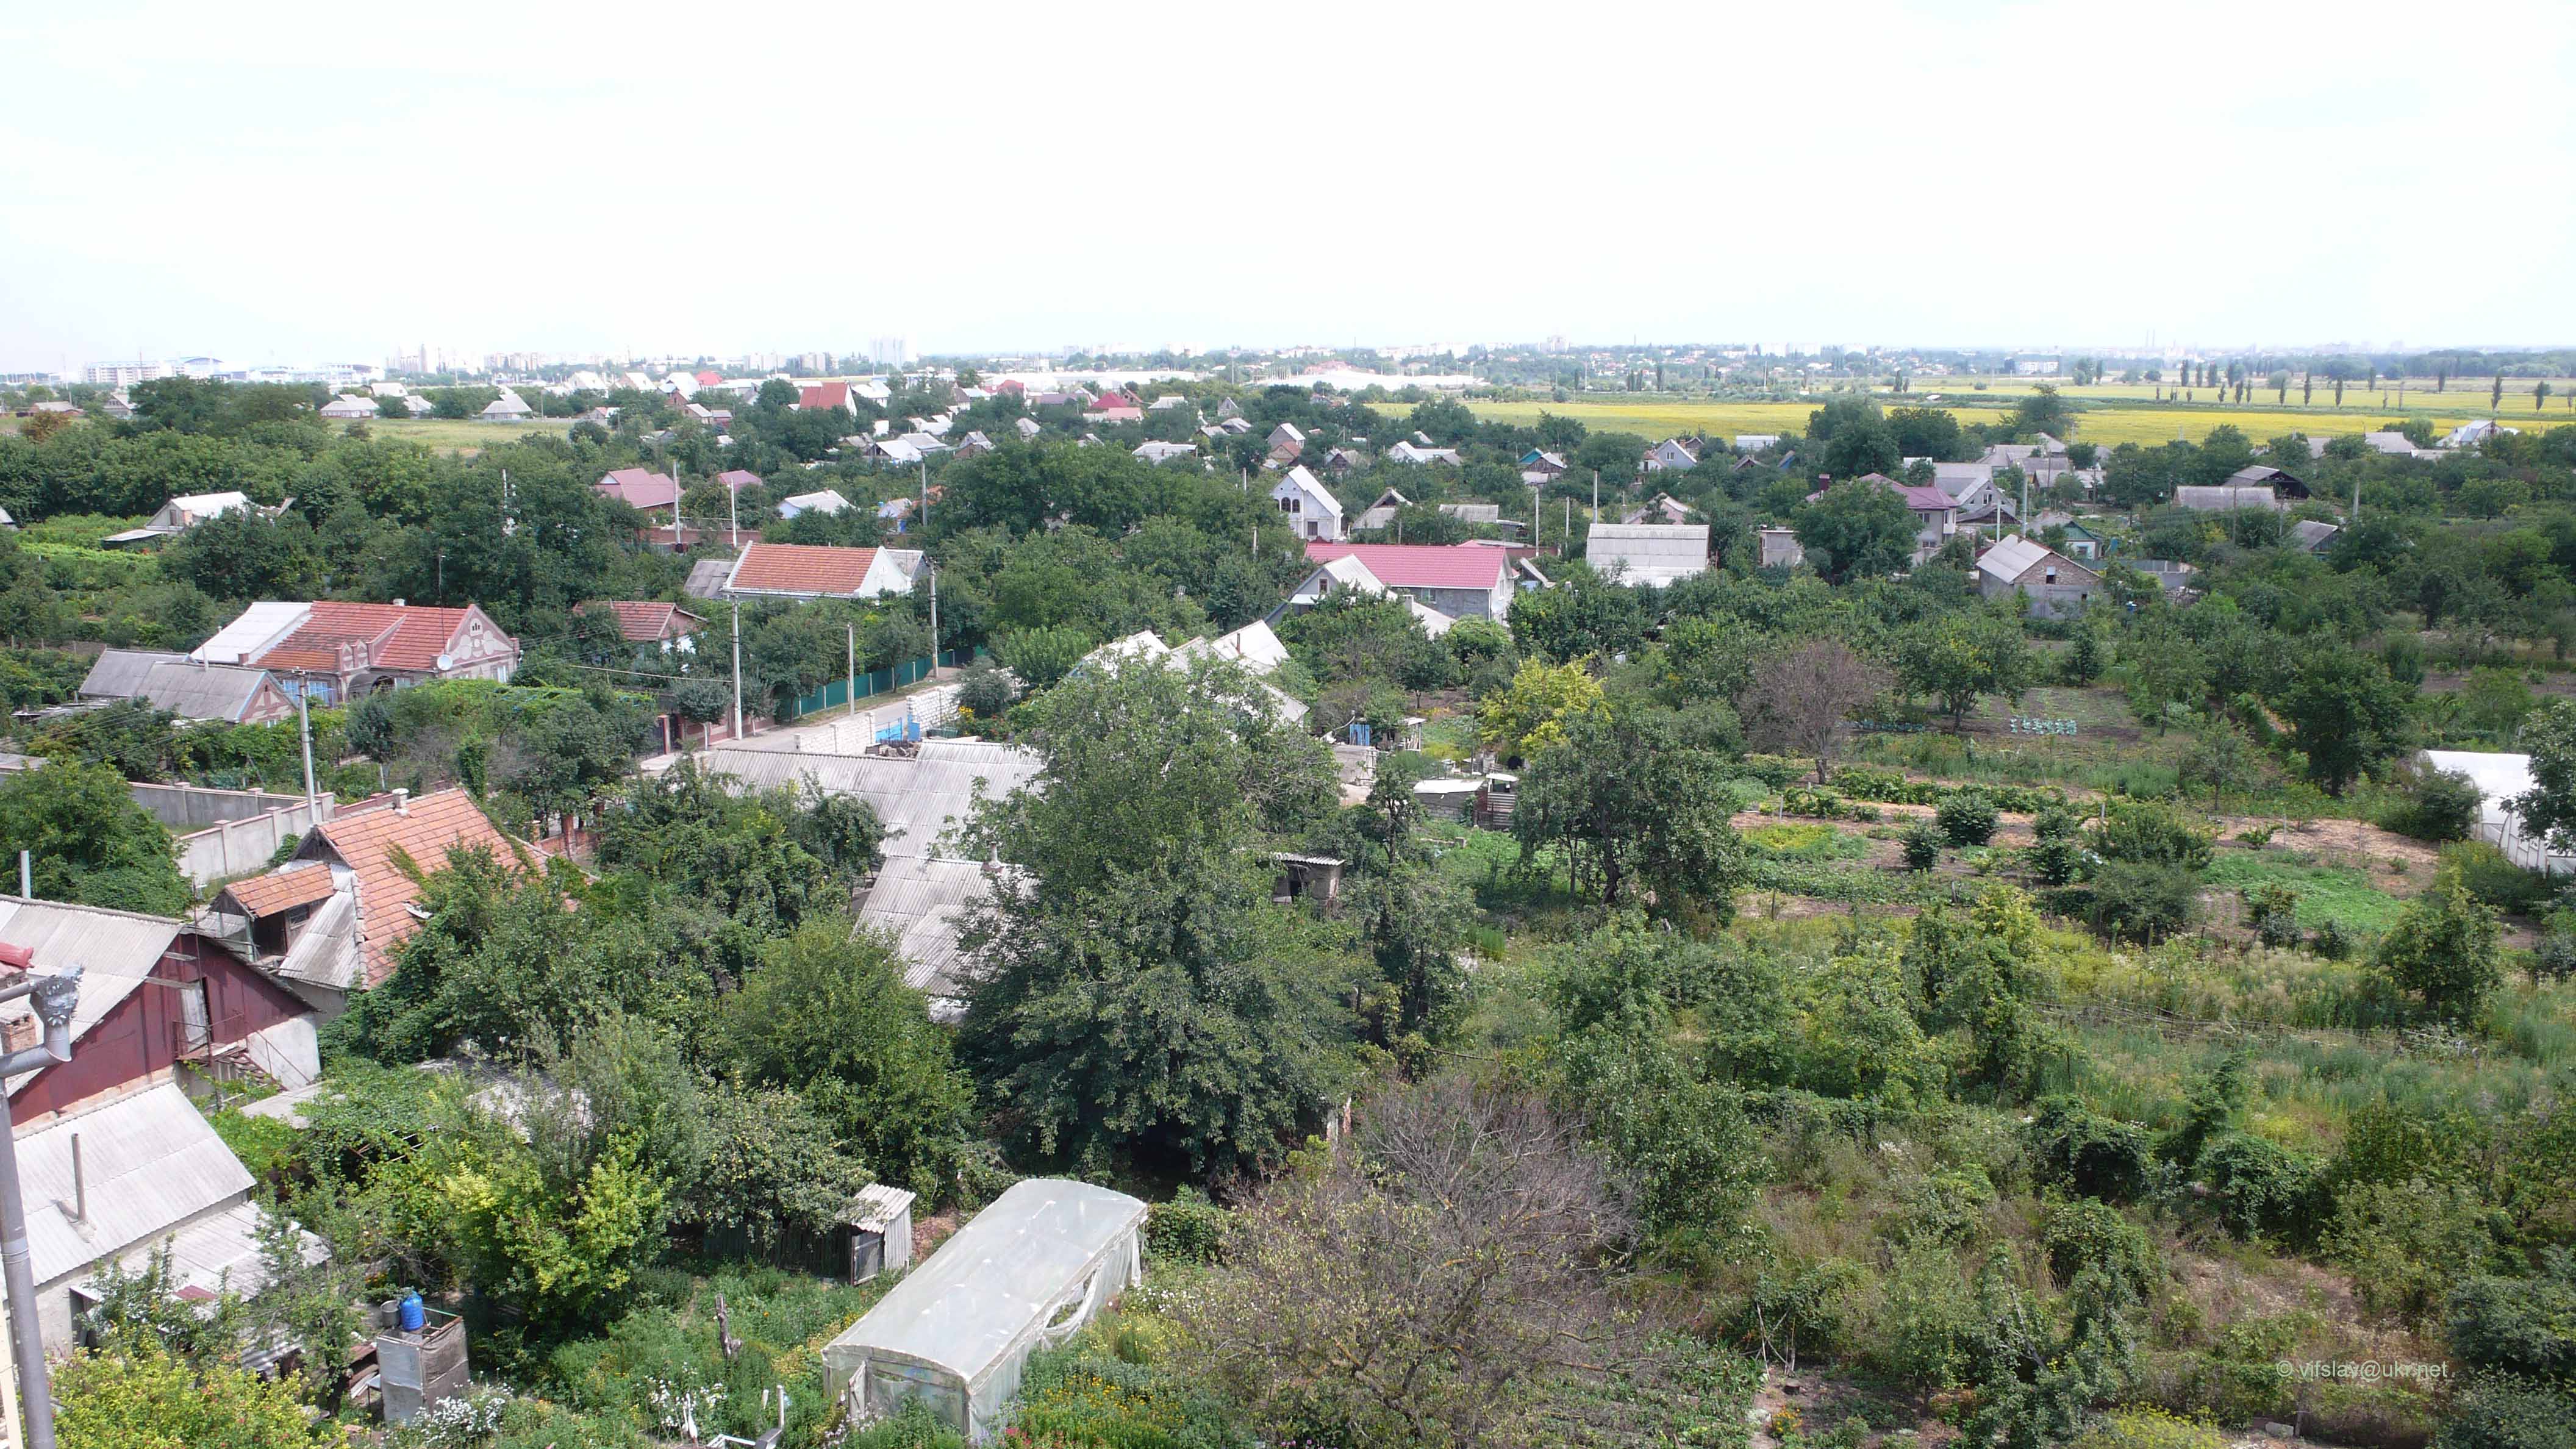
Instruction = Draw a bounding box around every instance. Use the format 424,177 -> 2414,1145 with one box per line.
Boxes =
928,566 -> 940,668
730,603 -> 743,740
0,965 -> 86,1449
293,677 -> 317,819
846,622 -> 857,718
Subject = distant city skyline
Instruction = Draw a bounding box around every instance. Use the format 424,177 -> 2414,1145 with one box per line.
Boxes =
4,1 -> 2571,373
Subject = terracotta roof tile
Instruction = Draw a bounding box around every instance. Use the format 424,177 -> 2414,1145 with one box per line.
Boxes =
312,789 -> 524,987
725,543 -> 878,596
218,863 -> 337,919
581,600 -> 699,642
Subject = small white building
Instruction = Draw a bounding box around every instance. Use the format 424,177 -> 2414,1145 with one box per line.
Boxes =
778,488 -> 854,518
478,388 -> 534,421
1586,523 -> 1709,586
319,395 -> 379,420
1270,464 -> 1344,541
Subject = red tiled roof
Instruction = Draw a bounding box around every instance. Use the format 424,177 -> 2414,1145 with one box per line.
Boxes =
798,383 -> 851,411
693,370 -> 721,386
218,862 -> 337,919
1305,543 -> 1509,591
310,789 -> 524,987
255,603 -> 504,675
726,542 -> 879,596
595,468 -> 681,510
581,600 -> 701,642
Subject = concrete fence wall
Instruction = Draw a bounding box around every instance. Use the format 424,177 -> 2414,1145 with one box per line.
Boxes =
171,792 -> 336,887
129,781 -> 310,831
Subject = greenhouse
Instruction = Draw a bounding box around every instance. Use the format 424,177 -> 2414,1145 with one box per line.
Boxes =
821,1178 -> 1148,1442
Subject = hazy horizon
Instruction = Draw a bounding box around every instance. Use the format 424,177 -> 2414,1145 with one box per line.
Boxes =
7,0 -> 2571,373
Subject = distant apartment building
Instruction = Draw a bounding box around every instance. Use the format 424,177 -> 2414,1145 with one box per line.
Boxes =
84,359 -> 174,387
869,336 -> 913,367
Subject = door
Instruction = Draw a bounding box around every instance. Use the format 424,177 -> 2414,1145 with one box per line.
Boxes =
179,981 -> 210,1054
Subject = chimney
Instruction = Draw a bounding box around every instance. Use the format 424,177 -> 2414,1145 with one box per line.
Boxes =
71,1133 -> 85,1222
392,788 -> 410,816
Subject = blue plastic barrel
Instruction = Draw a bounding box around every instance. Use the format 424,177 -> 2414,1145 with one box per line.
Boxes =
398,1290 -> 425,1332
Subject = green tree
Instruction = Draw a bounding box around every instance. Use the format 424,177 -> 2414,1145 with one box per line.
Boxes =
2371,882 -> 2502,1022
54,1336 -> 338,1449
1512,704 -> 1746,914
2012,385 -> 2073,440
0,759 -> 190,914
721,920 -> 976,1198
2509,698 -> 2576,851
2274,652 -> 2413,793
1892,612 -> 2041,731
955,657 -> 1349,1175
1477,657 -> 1606,760
1794,477 -> 1919,582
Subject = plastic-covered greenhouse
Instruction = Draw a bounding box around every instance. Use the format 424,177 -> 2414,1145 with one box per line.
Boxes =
821,1178 -> 1148,1442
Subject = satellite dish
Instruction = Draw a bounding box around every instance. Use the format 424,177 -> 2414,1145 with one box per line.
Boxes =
434,653 -> 454,671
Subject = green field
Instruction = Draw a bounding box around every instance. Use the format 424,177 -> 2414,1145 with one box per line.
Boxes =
364,417 -> 568,452
1450,396 -> 2572,448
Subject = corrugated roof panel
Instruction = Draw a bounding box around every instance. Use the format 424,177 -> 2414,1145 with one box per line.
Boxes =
20,1084 -> 252,1287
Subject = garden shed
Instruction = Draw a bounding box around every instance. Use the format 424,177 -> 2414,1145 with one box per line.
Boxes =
821,1178 -> 1147,1442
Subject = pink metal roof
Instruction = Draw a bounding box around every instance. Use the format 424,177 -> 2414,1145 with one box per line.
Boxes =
1305,543 -> 1508,591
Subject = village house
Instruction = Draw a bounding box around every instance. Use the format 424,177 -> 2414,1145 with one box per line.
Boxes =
1756,528 -> 1806,569
578,600 -> 703,651
1519,449 -> 1568,484
779,488 -> 854,519
1385,440 -> 1462,466
1586,523 -> 1710,587
1975,534 -> 2102,619
1621,493 -> 1694,527
319,394 -> 377,420
478,388 -> 534,421
1270,465 -> 1345,542
719,542 -> 921,601
77,649 -> 296,724
595,467 -> 682,515
1134,440 -> 1198,465
1643,437 -> 1700,472
189,601 -> 520,703
200,787 -> 528,1014
1354,488 -> 1412,531
16,1084 -> 327,1350
1285,542 -> 1519,623
0,894 -> 321,1125
798,381 -> 863,415
101,490 -> 283,548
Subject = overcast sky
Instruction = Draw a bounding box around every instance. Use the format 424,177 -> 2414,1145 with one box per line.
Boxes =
5,0 -> 2571,372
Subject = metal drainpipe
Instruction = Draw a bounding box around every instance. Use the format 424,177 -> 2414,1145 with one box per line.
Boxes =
0,965 -> 85,1449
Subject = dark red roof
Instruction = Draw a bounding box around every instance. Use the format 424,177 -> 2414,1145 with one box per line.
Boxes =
798,383 -> 852,412
1305,543 -> 1509,591
716,469 -> 763,492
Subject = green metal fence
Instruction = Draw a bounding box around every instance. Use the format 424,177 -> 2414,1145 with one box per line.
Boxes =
780,650 -> 970,720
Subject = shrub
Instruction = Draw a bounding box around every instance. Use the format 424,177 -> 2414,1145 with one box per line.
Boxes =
2371,882 -> 2503,1022
2437,1374 -> 2576,1449
2042,1197 -> 2158,1297
2311,918 -> 2353,960
2437,841 -> 2552,916
2244,882 -> 2302,949
2093,799 -> 2216,871
1902,824 -> 1942,871
2533,929 -> 2576,984
2089,862 -> 2202,942
2446,1251 -> 2576,1379
2195,1131 -> 2318,1243
2068,1408 -> 2227,1449
1145,1187 -> 1231,1265
2026,835 -> 2086,887
2028,1095 -> 2156,1203
2378,766 -> 2483,843
1936,791 -> 1999,846
955,661 -> 1017,719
